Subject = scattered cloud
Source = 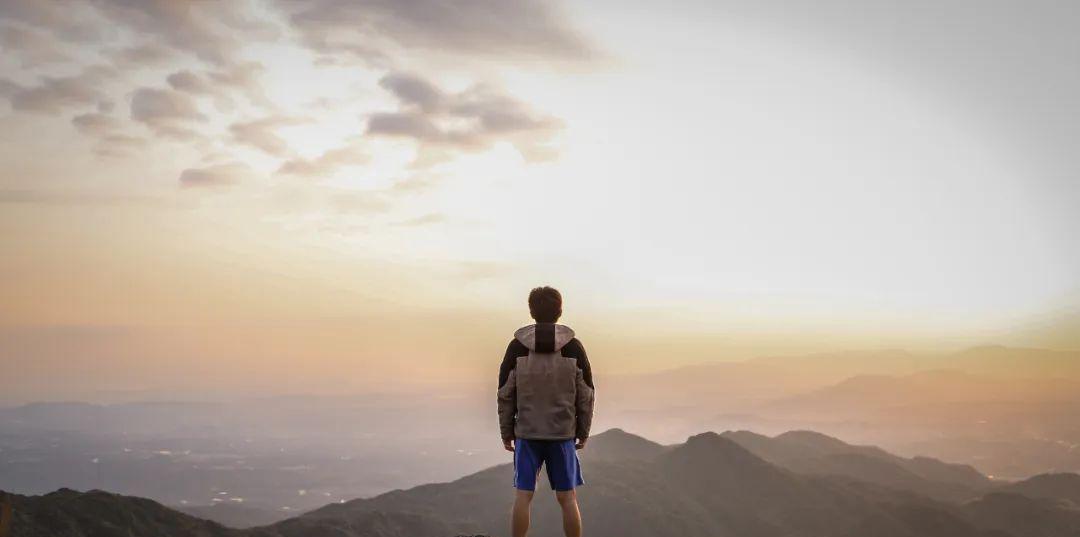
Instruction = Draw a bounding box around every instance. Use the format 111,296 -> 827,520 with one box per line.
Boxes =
89,0 -> 276,66
71,112 -> 146,157
367,112 -> 442,141
0,188 -> 175,207
110,42 -> 176,69
166,70 -> 214,94
367,72 -> 563,162
379,72 -> 442,112
0,1 -> 103,43
71,112 -> 122,136
2,0 -> 574,207
205,62 -> 274,109
274,0 -> 594,65
130,87 -> 206,140
0,23 -> 70,67
1,65 -> 115,113
277,141 -> 368,178
93,134 -> 147,158
165,63 -> 272,112
178,162 -> 255,188
230,116 -> 309,156
388,173 -> 440,194
0,78 -> 21,100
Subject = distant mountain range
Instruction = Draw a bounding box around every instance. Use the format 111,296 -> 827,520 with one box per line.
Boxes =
6,428 -> 1080,537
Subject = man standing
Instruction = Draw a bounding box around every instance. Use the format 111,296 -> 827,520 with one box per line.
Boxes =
498,286 -> 595,537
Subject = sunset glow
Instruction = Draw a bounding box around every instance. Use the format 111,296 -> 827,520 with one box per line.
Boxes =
2,0 -> 1078,403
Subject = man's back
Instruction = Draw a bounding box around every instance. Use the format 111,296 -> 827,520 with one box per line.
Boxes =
498,323 -> 594,442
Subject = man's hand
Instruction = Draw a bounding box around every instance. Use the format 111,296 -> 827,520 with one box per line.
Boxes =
575,437 -> 587,450
503,438 -> 515,452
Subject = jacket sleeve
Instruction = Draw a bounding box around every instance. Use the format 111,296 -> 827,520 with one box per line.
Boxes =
499,339 -> 524,388
497,369 -> 517,441
574,367 -> 594,440
562,338 -> 594,389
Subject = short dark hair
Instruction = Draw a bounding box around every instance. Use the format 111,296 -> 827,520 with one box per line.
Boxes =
528,286 -> 562,323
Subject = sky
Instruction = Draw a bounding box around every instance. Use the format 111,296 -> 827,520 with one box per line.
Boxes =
1,0 -> 1078,403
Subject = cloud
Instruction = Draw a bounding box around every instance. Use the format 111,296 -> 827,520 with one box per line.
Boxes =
110,42 -> 176,68
388,173 -> 440,194
166,63 -> 271,111
71,112 -> 122,135
130,87 -> 205,139
367,112 -> 444,141
230,116 -> 309,156
88,0 -> 276,66
0,23 -> 71,67
274,0 -> 594,64
0,188 -> 177,207
0,1 -> 103,42
0,79 -> 21,100
166,70 -> 213,94
379,73 -> 443,112
71,112 -> 147,157
178,162 -> 255,188
205,62 -> 273,109
367,72 -> 563,162
391,212 -> 447,227
277,142 -> 368,177
1,65 -> 115,113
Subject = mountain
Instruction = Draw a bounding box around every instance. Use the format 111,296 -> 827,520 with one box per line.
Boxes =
721,429 -> 991,501
748,346 -> 1080,381
946,346 -> 1080,378
579,427 -> 667,462
757,369 -> 1080,477
261,429 -> 1057,537
965,493 -> 1080,537
6,429 -> 1079,537
748,349 -> 932,380
3,488 -> 234,537
1,489 -> 468,537
1002,473 -> 1080,507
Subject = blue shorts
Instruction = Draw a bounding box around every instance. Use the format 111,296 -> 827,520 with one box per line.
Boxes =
513,438 -> 584,491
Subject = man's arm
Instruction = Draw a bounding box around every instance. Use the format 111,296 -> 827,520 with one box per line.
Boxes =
498,339 -> 525,451
564,338 -> 595,447
499,339 -> 527,388
497,370 -> 517,450
574,367 -> 594,448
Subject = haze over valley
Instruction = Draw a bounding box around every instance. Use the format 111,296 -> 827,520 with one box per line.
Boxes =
4,344 -> 1079,528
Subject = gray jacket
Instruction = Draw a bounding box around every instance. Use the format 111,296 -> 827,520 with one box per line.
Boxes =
497,323 -> 595,441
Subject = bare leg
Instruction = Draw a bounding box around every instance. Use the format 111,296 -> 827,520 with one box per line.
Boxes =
512,489 -> 534,537
555,489 -> 582,537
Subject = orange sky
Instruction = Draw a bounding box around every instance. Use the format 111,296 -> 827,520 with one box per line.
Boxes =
1,0 -> 1078,403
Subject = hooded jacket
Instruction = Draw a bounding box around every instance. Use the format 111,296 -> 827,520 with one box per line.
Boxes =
497,323 -> 595,441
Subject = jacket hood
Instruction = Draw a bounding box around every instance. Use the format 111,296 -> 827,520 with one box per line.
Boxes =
515,323 -> 575,353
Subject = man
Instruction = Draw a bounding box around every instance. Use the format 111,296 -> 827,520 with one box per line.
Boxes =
498,286 -> 595,537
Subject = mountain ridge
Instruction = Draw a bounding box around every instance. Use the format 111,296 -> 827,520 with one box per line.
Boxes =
5,428 -> 1080,537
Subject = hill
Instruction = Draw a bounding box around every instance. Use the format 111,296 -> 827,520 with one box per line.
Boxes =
3,488 -> 233,537
1002,473 -> 1080,507
264,429 -> 1073,537
721,429 -> 991,501
5,429 -> 1080,537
